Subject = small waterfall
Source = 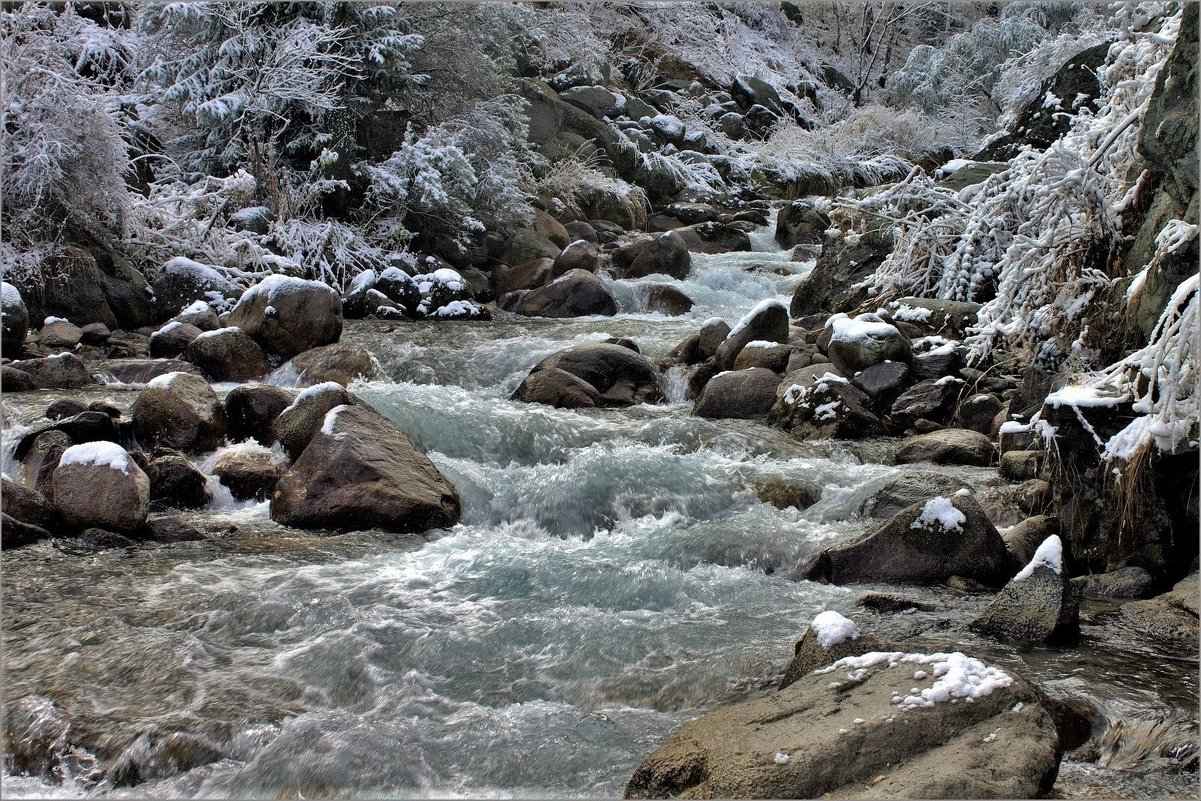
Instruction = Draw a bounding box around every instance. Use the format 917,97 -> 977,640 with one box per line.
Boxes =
663,364 -> 690,404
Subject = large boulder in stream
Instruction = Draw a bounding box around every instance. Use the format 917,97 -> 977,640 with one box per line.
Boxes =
626,643 -> 1060,799
185,326 -> 269,382
824,313 -> 911,374
272,382 -> 357,459
130,372 -> 227,454
516,343 -> 662,407
5,353 -> 93,389
693,368 -> 780,419
895,428 -> 995,466
271,403 -> 460,533
282,343 -> 380,387
511,367 -> 602,409
613,232 -> 691,280
224,384 -> 295,446
715,300 -> 790,369
52,442 -> 149,534
226,275 -> 343,359
806,494 -> 1013,586
972,535 -> 1079,644
514,269 -> 617,318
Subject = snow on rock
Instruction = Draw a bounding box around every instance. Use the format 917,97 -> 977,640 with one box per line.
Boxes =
890,303 -> 934,323
1013,535 -> 1063,581
146,371 -> 190,390
729,299 -> 787,339
283,381 -> 346,415
910,496 -> 967,533
162,256 -> 229,286
58,441 -> 130,474
1,282 -> 22,306
1044,384 -> 1121,408
809,611 -> 860,650
816,650 -> 1014,710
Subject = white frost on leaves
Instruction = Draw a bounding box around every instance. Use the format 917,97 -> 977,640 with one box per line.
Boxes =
58,441 -> 130,474
809,610 -> 860,649
911,496 -> 966,533
816,651 -> 1013,709
1013,534 -> 1063,581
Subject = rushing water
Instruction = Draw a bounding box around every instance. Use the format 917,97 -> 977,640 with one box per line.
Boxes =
2,229 -> 1197,798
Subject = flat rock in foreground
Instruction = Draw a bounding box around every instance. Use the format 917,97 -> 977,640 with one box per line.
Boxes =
626,648 -> 1059,799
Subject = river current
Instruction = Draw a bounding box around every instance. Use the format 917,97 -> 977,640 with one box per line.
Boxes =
2,227 -> 1196,798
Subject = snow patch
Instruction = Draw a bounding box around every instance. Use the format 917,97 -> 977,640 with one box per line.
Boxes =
911,496 -> 966,533
1013,534 -> 1063,581
809,610 -> 860,649
816,651 -> 1013,709
58,441 -> 130,474
1,282 -> 22,306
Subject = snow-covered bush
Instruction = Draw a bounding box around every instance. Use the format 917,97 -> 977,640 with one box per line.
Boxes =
1,3 -> 137,282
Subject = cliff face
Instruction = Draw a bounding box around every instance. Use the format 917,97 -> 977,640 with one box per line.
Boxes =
1125,2 -> 1199,342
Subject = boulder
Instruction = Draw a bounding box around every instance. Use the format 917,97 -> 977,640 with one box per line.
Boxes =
955,393 -> 1005,435
559,85 -> 621,118
1118,572 -> 1199,648
1,477 -> 58,532
149,321 -> 203,359
910,339 -> 962,381
141,517 -> 208,544
283,343 -> 380,387
496,258 -> 555,295
779,611 -> 886,690
130,372 -> 227,454
646,285 -> 694,316
99,358 -> 201,385
769,374 -> 884,440
524,343 -> 662,406
626,646 -> 1059,799
1001,515 -> 1060,566
15,247 -> 156,330
715,300 -> 789,369
79,322 -> 111,346
774,200 -> 830,248
806,494 -> 1013,586
733,343 -> 791,373
753,478 -> 820,511
824,314 -> 911,375
563,220 -> 599,245
890,378 -> 962,430
1071,566 -> 1154,600
224,384 -> 294,446
614,232 -> 691,280
789,235 -> 890,317
889,297 -> 981,339
2,513 -> 51,547
173,300 -> 221,331
1000,450 -> 1043,482
972,535 -> 1079,644
17,430 -> 71,500
858,472 -> 972,520
696,318 -> 731,361
226,275 -> 343,360
667,202 -> 719,225
271,403 -> 460,533
151,256 -> 238,319
2,281 -> 29,356
185,327 -> 269,382
850,361 -> 912,409
533,209 -> 572,248
515,270 -> 617,318
895,429 -> 996,466
212,444 -> 285,502
146,453 -> 210,510
693,368 -> 780,419
551,240 -> 601,276
6,353 -> 92,389
373,267 -> 422,317
14,412 -> 121,464
45,399 -> 88,421
39,319 -> 83,350
675,222 -> 753,255
52,442 -> 149,534
501,228 -> 561,267
775,363 -> 847,401
272,382 -> 356,459
510,367 -> 601,409
1,365 -> 34,391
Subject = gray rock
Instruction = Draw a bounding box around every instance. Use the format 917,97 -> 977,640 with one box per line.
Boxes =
151,256 -> 238,319
533,209 -> 572,249
1,364 -> 34,391
6,353 -> 93,389
807,493 -> 1013,586
273,383 -> 356,459
2,281 -> 29,356
284,343 -> 380,387
824,314 -> 911,375
646,284 -> 694,316
858,472 -> 972,520
559,85 -> 621,118
693,368 -> 780,419
511,366 -> 601,409
776,363 -> 848,400
79,322 -> 111,345
1072,566 -> 1154,600
956,393 -> 1005,435
149,321 -> 203,359
851,361 -> 911,408
716,301 -> 789,369
753,478 -> 820,511
99,358 -> 201,384
789,235 -> 890,317
895,428 -> 995,466
972,536 -> 1079,644
1,477 -> 58,531
52,443 -> 149,534
40,320 -> 83,349
890,297 -> 981,338
515,269 -> 617,318
185,327 -> 269,382
1118,572 -> 1199,648
213,444 -> 285,502
1002,515 -> 1060,565
146,453 -> 210,510
18,430 -> 71,501
626,644 -> 1059,799
551,240 -> 601,276
45,399 -> 88,420
1000,450 -> 1044,482
226,275 -> 343,360
910,346 -> 962,381
502,228 -> 561,267
173,302 -> 221,332
272,403 -> 460,534
890,378 -> 961,430
696,318 -> 731,361
733,343 -> 791,373
674,222 -> 753,255
775,200 -> 830,249
526,343 -> 662,407
131,372 -> 227,454
563,221 -> 599,245
2,512 -> 51,547
614,232 -> 691,280
769,375 -> 883,440
496,257 -> 555,295
778,619 -> 887,690
224,384 -> 294,446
